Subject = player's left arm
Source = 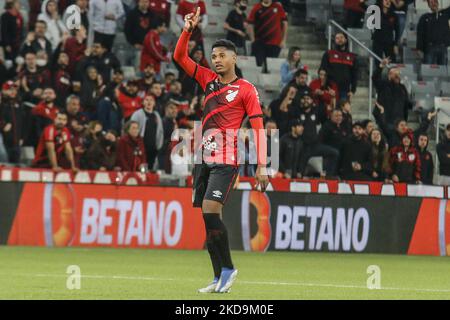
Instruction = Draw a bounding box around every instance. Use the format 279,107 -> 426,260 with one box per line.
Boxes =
243,84 -> 269,192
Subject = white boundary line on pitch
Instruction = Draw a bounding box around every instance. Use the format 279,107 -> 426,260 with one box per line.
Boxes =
2,273 -> 450,294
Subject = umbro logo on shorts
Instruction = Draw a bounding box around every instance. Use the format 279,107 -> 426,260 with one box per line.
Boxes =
212,190 -> 223,198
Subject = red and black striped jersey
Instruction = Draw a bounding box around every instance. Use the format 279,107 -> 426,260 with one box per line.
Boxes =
193,64 -> 263,165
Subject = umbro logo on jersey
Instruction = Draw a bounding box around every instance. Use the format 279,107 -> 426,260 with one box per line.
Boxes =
212,190 -> 223,198
226,90 -> 239,102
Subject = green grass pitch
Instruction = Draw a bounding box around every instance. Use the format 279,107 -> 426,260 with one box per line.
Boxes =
0,246 -> 449,299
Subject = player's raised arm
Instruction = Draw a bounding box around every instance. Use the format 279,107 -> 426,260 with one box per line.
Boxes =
173,7 -> 201,78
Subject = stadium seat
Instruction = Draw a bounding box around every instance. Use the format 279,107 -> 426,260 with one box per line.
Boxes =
204,15 -> 226,36
259,73 -> 282,92
20,147 -> 35,166
394,64 -> 417,82
402,47 -> 420,64
237,55 -> 259,71
435,97 -> 450,113
420,64 -> 448,82
305,0 -> 330,28
266,58 -> 285,74
414,94 -> 434,111
440,82 -> 450,96
242,71 -> 259,87
122,66 -> 136,80
411,81 -> 438,98
305,156 -> 323,176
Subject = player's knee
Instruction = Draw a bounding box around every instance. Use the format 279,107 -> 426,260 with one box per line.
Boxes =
202,200 -> 222,214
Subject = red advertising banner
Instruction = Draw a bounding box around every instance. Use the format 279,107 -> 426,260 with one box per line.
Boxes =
7,183 -> 205,250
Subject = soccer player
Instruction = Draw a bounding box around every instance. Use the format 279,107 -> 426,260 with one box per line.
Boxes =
174,8 -> 269,294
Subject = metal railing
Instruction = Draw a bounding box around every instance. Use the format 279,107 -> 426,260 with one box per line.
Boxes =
327,20 -> 384,119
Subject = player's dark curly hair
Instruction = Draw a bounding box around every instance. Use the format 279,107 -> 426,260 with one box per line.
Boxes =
211,39 -> 237,54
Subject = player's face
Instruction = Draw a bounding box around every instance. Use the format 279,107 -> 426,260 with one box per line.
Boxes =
211,47 -> 236,75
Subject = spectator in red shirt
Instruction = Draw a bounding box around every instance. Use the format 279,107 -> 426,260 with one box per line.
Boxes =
344,0 -> 368,29
140,18 -> 169,74
247,0 -> 288,70
149,0 -> 171,26
62,25 -> 87,75
116,80 -> 142,121
32,111 -> 78,171
389,132 -> 421,184
32,87 -> 60,140
309,69 -> 339,116
176,0 -> 208,48
116,120 -> 147,171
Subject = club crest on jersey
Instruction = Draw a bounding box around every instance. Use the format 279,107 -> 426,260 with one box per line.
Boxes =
225,90 -> 239,102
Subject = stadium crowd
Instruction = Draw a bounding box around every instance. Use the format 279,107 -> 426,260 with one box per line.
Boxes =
0,0 -> 449,185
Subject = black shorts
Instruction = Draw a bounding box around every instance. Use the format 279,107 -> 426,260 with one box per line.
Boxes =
192,163 -> 239,208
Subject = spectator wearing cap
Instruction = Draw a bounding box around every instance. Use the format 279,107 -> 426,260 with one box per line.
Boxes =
344,0 -> 367,29
309,68 -> 339,117
320,32 -> 358,102
140,18 -> 169,75
437,124 -> 450,184
280,47 -> 307,89
269,84 -> 299,137
297,94 -> 339,177
389,131 -> 421,183
224,0 -> 249,56
417,134 -> 434,185
116,80 -> 142,121
417,0 -> 450,65
116,120 -> 147,172
130,95 -> 163,170
247,0 -> 288,70
32,111 -> 78,171
319,109 -> 349,153
0,0 -> 24,61
373,101 -> 435,148
124,0 -> 154,50
339,122 -> 372,181
369,128 -> 391,181
89,0 -> 125,51
176,0 -> 208,48
0,80 -> 25,163
279,119 -> 304,179
85,130 -> 118,171
75,41 -> 121,84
